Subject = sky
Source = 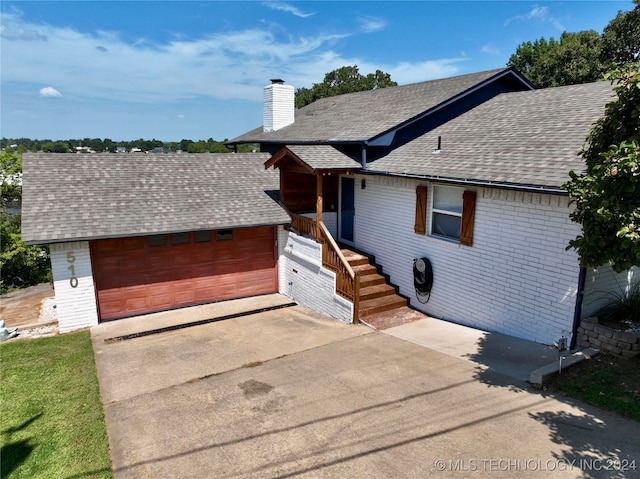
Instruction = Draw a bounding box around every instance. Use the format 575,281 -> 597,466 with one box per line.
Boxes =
0,1 -> 632,142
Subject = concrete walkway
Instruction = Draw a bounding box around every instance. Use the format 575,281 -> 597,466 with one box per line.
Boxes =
92,295 -> 640,478
383,316 -> 560,383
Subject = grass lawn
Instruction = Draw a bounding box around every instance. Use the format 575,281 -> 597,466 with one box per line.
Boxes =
547,352 -> 640,422
0,330 -> 112,478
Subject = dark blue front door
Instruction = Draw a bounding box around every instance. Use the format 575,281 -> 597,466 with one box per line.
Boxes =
340,177 -> 355,243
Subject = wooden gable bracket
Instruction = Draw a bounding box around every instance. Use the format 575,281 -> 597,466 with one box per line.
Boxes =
264,147 -> 314,174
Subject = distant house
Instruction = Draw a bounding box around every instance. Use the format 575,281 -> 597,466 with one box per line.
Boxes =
75,146 -> 95,154
21,68 -> 636,346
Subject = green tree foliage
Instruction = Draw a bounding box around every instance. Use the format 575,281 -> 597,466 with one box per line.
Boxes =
508,31 -> 606,87
0,151 -> 51,292
41,141 -> 70,153
1,214 -> 51,292
295,65 -> 397,108
1,137 -> 250,153
508,1 -> 639,87
601,0 -> 640,68
187,141 -> 207,153
563,66 -> 640,272
0,151 -> 22,209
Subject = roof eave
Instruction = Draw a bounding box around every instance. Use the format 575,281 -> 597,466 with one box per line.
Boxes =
23,219 -> 292,246
364,170 -> 568,195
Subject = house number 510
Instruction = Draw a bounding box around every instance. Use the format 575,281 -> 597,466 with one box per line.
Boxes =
66,251 -> 79,288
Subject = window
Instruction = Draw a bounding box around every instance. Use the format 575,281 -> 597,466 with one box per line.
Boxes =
216,229 -> 233,241
171,232 -> 190,245
431,186 -> 462,241
430,186 -> 476,246
147,235 -> 167,247
194,231 -> 212,243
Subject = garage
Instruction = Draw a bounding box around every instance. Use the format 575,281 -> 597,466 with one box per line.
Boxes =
91,226 -> 277,321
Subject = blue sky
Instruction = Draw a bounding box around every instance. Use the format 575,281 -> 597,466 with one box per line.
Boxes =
0,1 -> 631,142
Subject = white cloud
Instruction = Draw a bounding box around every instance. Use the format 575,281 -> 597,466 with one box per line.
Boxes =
263,2 -> 314,18
358,16 -> 387,33
386,59 -> 464,85
1,8 -> 467,138
0,6 -> 47,41
39,86 -> 62,98
505,5 -> 564,31
480,44 -> 500,55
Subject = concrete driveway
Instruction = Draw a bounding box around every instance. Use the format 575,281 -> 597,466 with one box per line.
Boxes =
92,295 -> 640,478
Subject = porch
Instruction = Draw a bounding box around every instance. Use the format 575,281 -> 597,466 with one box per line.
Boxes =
265,145 -> 417,326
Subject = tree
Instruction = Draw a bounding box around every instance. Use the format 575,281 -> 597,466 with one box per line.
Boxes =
187,141 -> 207,153
601,0 -> 640,68
508,31 -> 606,87
295,65 -> 397,108
0,151 -> 22,210
0,213 -> 51,292
508,1 -> 639,87
563,66 -> 640,273
0,151 -> 51,292
41,141 -> 70,153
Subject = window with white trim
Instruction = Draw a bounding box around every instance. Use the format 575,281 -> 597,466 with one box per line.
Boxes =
431,185 -> 463,241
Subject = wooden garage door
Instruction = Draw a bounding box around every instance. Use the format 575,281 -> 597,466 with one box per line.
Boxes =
90,227 -> 277,321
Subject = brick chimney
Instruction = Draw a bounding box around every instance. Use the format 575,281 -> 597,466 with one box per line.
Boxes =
263,79 -> 294,132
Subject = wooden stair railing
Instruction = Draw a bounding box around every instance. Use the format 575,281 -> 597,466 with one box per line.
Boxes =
287,212 -> 360,323
288,214 -> 319,239
318,221 -> 360,324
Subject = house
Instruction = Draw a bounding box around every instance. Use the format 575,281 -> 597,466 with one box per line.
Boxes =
21,67 -> 636,346
21,153 -> 289,332
226,68 -> 636,346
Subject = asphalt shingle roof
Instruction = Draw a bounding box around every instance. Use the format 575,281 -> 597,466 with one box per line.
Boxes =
283,145 -> 362,171
230,68 -> 523,144
22,153 -> 289,244
368,80 -> 615,190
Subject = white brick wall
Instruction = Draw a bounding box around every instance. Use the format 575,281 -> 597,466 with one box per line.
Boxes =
277,226 -> 353,322
263,83 -> 295,132
50,241 -> 99,332
352,174 -> 583,345
582,265 -> 638,318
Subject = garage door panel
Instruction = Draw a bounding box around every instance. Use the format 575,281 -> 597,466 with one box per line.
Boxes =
91,226 -> 277,321
149,284 -> 174,308
125,296 -> 148,311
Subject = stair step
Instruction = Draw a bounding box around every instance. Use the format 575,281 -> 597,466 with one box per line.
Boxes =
358,273 -> 386,288
360,307 -> 426,331
352,263 -> 378,276
341,249 -> 370,266
359,295 -> 408,318
359,283 -> 397,301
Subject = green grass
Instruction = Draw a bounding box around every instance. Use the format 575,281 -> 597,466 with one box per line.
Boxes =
548,353 -> 640,422
0,331 -> 112,479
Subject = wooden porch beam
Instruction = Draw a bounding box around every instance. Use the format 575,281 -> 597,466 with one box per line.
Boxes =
316,173 -> 323,229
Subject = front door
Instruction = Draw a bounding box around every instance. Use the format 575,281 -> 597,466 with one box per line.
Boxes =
340,177 -> 355,244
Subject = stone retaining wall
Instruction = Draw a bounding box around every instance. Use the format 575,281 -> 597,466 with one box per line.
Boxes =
577,316 -> 640,359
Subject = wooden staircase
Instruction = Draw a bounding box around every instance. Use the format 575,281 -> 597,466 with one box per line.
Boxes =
341,248 -> 411,324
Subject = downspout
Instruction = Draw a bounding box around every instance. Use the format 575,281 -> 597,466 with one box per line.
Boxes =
570,267 -> 587,350
361,142 -> 368,170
